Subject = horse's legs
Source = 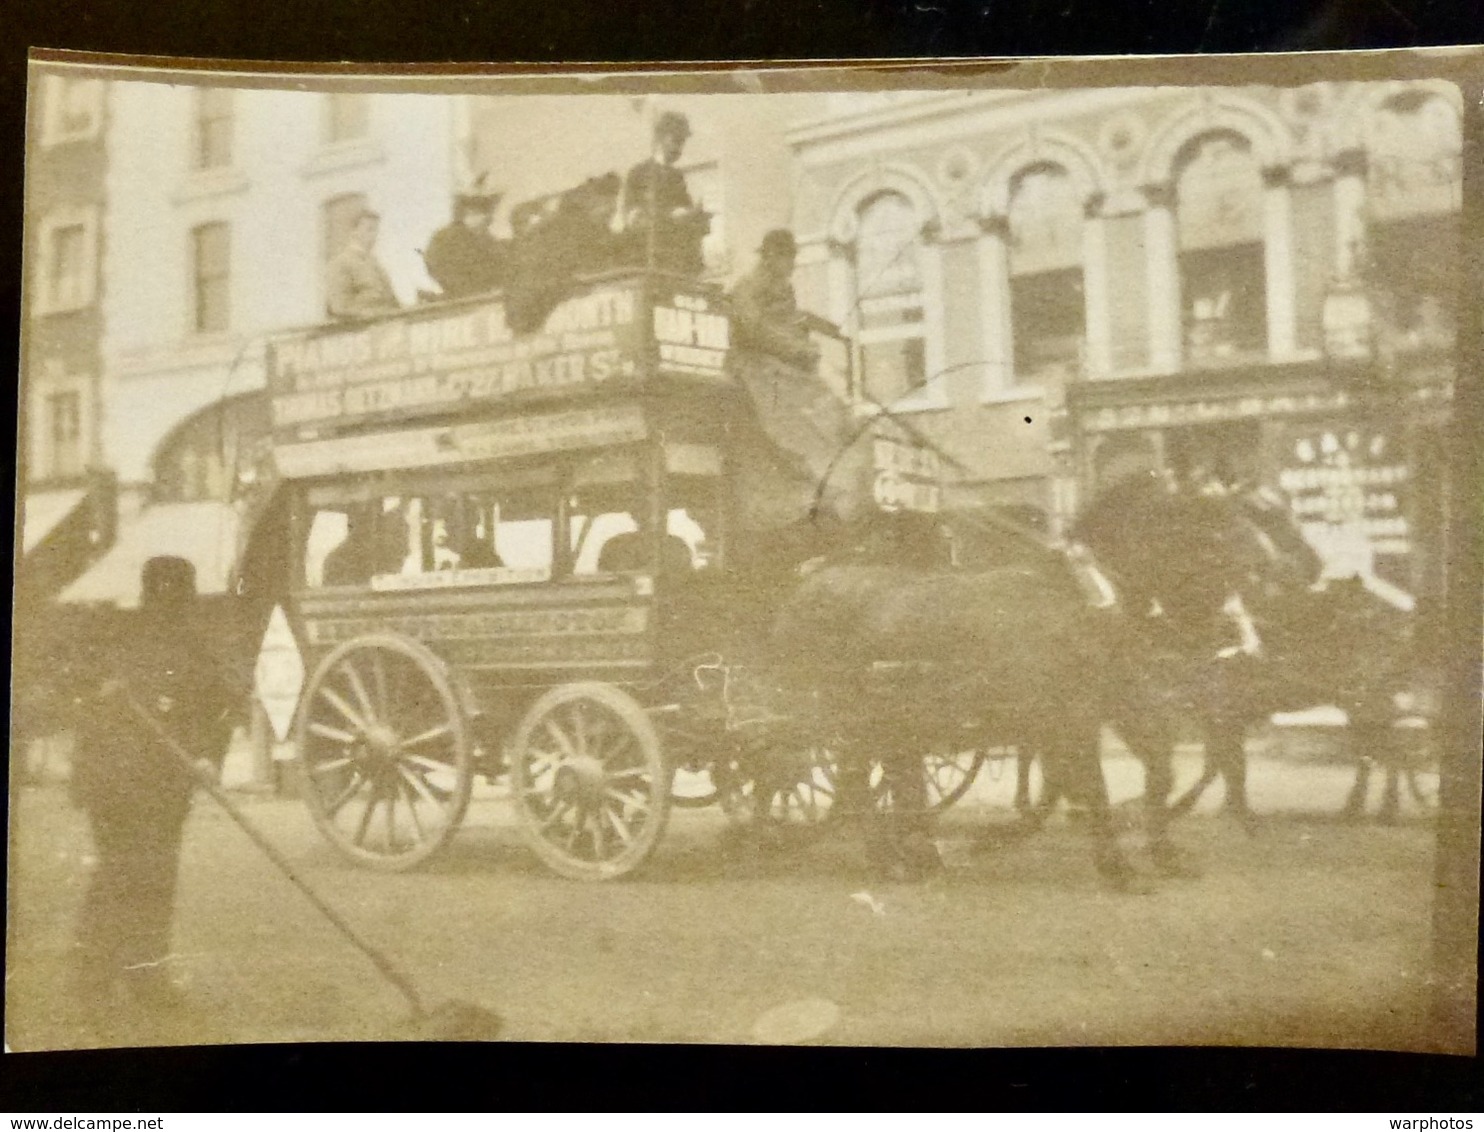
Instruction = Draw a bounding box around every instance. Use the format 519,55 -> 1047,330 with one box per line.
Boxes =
1363,713 -> 1402,825
1014,748 -> 1035,812
1342,756 -> 1372,820
879,740 -> 941,877
1209,714 -> 1259,834
1168,758 -> 1218,818
1109,702 -> 1200,878
1380,764 -> 1402,824
1045,719 -> 1137,889
976,743 -> 1057,852
1343,715 -> 1387,820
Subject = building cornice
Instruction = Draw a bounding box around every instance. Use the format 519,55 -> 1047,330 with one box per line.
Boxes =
110,334 -> 268,384
788,90 -> 1024,148
788,87 -> 1167,169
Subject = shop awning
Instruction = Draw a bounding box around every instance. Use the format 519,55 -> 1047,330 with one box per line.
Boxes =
59,500 -> 240,609
21,487 -> 88,555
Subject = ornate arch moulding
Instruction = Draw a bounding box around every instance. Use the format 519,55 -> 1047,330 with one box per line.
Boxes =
977,128 -> 1111,220
1138,92 -> 1294,186
824,162 -> 947,246
1329,78 -> 1465,154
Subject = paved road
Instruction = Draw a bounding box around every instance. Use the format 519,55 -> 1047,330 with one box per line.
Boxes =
6,746 -> 1443,1051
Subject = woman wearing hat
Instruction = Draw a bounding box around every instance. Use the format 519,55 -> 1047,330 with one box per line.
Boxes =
425,179 -> 508,300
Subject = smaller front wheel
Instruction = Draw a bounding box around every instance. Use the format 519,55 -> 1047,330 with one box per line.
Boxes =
509,683 -> 672,880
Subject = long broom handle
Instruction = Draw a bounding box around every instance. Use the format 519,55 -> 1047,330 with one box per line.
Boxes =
115,690 -> 426,1019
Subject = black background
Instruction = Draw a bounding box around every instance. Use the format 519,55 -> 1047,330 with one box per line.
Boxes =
2,0 -> 1482,1113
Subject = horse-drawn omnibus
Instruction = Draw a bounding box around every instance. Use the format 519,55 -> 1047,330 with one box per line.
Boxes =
256,268 -> 943,880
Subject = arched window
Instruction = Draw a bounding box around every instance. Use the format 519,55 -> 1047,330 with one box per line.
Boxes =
1364,88 -> 1461,350
1174,131 -> 1267,365
1007,163 -> 1084,386
152,394 -> 270,503
854,191 -> 927,402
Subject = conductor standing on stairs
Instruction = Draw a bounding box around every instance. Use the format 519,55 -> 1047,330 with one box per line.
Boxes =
70,556 -> 238,1022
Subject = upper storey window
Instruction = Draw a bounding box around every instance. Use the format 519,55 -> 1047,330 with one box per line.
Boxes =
854,191 -> 927,402
324,93 -> 370,144
1175,131 -> 1267,366
1007,163 -> 1085,386
193,87 -> 234,170
39,75 -> 104,146
1364,88 -> 1461,352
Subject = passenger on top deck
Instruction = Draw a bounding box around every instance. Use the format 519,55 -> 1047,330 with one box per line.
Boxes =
505,174 -> 624,334
621,111 -> 709,276
326,207 -> 401,322
728,229 -> 828,372
424,179 -> 507,301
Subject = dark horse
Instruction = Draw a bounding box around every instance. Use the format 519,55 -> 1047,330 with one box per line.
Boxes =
762,475 -> 1270,888
1155,485 -> 1424,825
1053,474 -> 1425,828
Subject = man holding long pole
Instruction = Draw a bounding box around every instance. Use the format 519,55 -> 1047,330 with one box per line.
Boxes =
69,557 -> 237,1030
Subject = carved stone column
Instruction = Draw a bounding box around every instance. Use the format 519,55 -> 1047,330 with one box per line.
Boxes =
973,213 -> 1014,396
1263,163 -> 1299,359
1142,180 -> 1181,373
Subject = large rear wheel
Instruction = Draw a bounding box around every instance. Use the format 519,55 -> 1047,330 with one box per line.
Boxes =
295,634 -> 472,871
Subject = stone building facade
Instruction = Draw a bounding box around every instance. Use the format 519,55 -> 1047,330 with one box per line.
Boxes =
39,73 -> 1462,617
61,78 -> 459,606
21,69 -> 117,595
786,82 -> 1461,607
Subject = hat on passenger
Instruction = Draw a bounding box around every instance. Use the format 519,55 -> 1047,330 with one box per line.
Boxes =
140,556 -> 197,614
759,229 -> 798,258
654,110 -> 692,140
455,173 -> 502,216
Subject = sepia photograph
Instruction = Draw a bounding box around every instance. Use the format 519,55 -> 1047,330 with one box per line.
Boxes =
8,49 -> 1480,1056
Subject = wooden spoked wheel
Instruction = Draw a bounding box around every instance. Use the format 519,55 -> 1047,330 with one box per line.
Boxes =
295,634 -> 472,871
922,749 -> 988,811
509,682 -> 672,880
719,745 -> 839,828
867,748 -> 988,814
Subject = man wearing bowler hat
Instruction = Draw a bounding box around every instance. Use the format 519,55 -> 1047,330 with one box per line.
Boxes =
622,110 -> 709,276
728,229 -> 822,370
425,179 -> 508,300
70,557 -> 237,1024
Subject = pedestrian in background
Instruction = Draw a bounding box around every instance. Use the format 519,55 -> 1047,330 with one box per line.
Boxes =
70,556 -> 237,1023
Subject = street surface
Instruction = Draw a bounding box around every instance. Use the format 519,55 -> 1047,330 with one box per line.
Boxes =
6,739 -> 1443,1051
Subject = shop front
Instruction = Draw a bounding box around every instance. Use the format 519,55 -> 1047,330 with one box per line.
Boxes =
1065,352 -> 1452,615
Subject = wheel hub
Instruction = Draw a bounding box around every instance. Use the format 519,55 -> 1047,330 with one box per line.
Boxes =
364,722 -> 400,760
553,755 -> 607,804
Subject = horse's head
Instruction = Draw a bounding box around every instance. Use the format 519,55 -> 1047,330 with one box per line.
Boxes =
1071,473 -> 1278,634
1226,484 -> 1325,600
